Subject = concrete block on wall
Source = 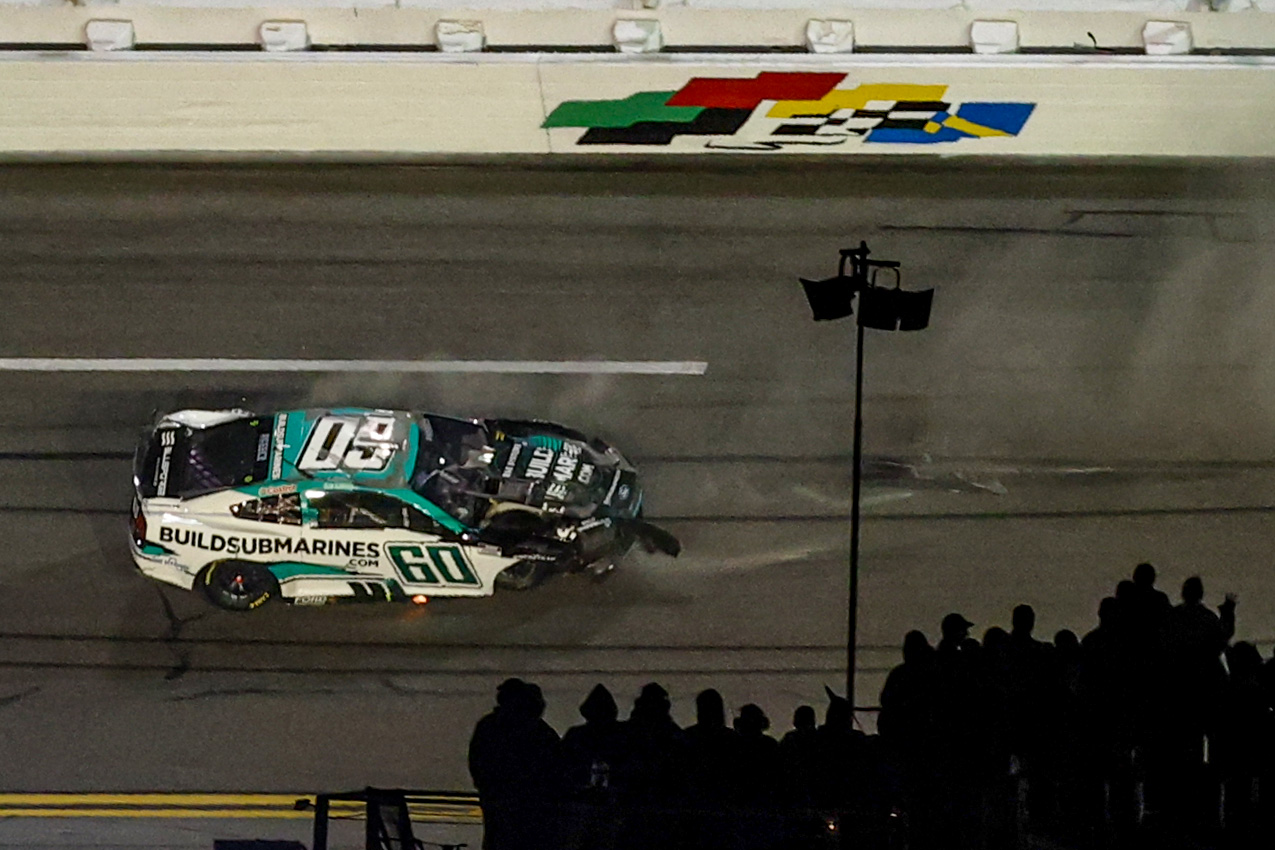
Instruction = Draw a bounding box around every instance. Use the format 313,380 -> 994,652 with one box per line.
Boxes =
436,20 -> 485,53
613,18 -> 662,54
1143,20 -> 1192,55
260,21 -> 309,53
971,20 -> 1019,54
805,19 -> 854,54
85,19 -> 134,52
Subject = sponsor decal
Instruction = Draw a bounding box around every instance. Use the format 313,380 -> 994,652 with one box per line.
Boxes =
157,526 -> 381,559
387,543 -> 481,587
501,441 -> 523,478
298,414 -> 397,473
524,445 -> 555,480
155,430 -> 176,497
552,442 -> 581,483
258,483 -> 297,497
544,74 -> 1035,150
617,484 -> 631,501
292,596 -> 330,606
255,433 -> 270,463
578,464 -> 594,485
545,482 -> 569,501
270,413 -> 288,480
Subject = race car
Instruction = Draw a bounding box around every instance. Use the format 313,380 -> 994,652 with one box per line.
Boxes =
130,407 -> 679,611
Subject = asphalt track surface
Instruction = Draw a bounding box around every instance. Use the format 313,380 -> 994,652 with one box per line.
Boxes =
3,162 -> 1275,811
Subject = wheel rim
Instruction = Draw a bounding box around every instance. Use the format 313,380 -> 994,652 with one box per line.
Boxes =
506,562 -> 538,581
215,566 -> 268,601
497,560 -> 546,590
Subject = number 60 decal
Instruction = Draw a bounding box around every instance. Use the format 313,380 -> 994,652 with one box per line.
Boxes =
388,544 -> 481,587
298,415 -> 398,473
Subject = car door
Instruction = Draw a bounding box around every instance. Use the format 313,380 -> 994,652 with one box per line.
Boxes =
302,488 -> 504,597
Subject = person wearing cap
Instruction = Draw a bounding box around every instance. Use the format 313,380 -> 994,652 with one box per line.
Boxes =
939,613 -> 974,651
933,612 -> 988,847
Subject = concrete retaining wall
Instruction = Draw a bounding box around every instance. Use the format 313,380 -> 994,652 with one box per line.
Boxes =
0,53 -> 1270,157
5,8 -> 1275,50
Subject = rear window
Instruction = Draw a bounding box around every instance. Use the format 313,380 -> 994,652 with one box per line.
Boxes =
136,419 -> 273,498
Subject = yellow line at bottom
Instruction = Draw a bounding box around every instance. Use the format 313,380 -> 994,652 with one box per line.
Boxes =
0,808 -> 481,821
0,809 -> 315,819
0,794 -> 310,806
0,793 -> 482,821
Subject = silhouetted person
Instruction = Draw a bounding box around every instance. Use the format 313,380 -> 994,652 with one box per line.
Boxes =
779,705 -> 820,807
1158,577 -> 1237,828
1122,564 -> 1171,731
1129,562 -> 1171,635
1050,629 -> 1087,838
934,614 -> 984,752
1080,597 -> 1132,734
683,688 -> 739,806
1006,605 -> 1051,759
1003,604 -> 1055,824
879,631 -> 940,846
879,631 -> 937,750
1217,642 -> 1269,837
617,683 -> 685,850
678,688 -> 738,850
938,611 -> 973,654
468,678 -> 563,850
1053,629 -> 1081,691
561,684 -> 627,850
733,704 -> 780,807
1078,595 -> 1147,834
1162,576 -> 1235,691
980,626 -> 1014,775
813,687 -> 867,811
932,613 -> 989,848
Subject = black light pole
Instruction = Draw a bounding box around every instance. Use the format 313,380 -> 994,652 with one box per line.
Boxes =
848,300 -> 865,710
800,242 -> 933,719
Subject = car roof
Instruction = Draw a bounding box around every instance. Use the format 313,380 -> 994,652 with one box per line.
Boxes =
268,408 -> 419,487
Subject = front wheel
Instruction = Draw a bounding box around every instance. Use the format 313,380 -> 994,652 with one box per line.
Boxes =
200,561 -> 279,611
494,560 -> 548,591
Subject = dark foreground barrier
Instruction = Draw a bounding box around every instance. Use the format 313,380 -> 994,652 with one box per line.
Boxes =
299,788 -> 479,850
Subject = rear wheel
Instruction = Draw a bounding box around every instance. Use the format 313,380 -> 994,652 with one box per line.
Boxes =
200,561 -> 279,612
495,560 -> 548,591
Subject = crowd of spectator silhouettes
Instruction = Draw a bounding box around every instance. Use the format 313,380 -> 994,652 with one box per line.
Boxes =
468,564 -> 1272,850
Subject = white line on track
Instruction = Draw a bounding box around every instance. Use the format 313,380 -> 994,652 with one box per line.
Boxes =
0,358 -> 708,375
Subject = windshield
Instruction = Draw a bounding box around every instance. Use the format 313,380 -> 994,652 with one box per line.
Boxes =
136,419 -> 273,498
409,416 -> 492,524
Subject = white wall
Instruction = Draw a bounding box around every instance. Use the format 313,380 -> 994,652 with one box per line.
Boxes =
0,0 -> 1238,9
0,53 -> 1272,157
7,8 -> 1275,48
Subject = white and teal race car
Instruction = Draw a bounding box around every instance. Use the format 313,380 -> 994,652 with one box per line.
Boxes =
130,408 -> 678,611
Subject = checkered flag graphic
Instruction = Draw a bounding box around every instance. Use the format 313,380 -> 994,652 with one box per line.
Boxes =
775,99 -> 952,138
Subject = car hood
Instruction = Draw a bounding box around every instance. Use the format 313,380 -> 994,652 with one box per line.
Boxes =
487,433 -> 641,518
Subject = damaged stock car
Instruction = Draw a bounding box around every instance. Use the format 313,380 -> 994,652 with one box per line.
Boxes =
130,408 -> 679,611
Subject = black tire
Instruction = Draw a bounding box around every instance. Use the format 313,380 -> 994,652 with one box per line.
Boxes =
200,560 -> 279,612
494,559 -> 548,591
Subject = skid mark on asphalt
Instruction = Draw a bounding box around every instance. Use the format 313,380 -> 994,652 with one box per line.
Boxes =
0,685 -> 39,709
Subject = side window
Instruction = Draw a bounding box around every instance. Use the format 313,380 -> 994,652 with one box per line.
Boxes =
231,494 -> 300,525
313,491 -> 411,530
404,503 -> 448,537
